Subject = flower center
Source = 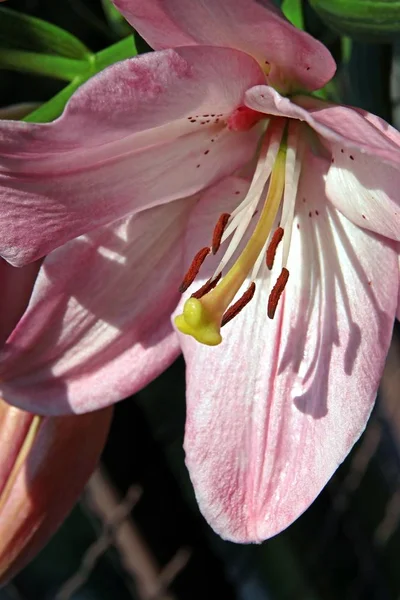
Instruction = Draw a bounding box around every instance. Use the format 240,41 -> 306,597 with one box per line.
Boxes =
175,117 -> 304,346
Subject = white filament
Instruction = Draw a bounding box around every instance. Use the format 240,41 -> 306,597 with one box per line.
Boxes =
214,121 -> 285,278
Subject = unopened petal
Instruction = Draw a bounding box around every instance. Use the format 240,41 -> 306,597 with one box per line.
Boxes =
113,0 -> 335,90
176,153 -> 397,542
0,401 -> 112,584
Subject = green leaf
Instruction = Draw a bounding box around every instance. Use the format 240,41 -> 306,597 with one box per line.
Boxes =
0,49 -> 91,81
282,0 -> 304,29
0,6 -> 90,58
24,36 -> 137,123
309,0 -> 400,42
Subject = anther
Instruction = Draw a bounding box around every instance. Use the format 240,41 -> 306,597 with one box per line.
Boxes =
266,227 -> 284,270
267,268 -> 289,319
221,282 -> 256,327
191,273 -> 222,299
211,213 -> 230,254
179,247 -> 210,293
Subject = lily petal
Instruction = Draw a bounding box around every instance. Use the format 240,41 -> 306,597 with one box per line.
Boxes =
113,0 -> 335,91
0,198 -> 194,415
397,252 -> 400,322
245,87 -> 400,162
244,87 -> 400,239
175,154 -> 398,542
0,46 -> 263,266
0,259 -> 41,347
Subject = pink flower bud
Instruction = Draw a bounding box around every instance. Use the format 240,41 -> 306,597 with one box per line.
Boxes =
0,399 -> 112,584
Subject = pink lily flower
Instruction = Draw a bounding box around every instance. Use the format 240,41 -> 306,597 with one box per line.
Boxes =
0,0 -> 399,543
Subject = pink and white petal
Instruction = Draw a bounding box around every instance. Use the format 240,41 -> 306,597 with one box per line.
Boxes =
325,148 -> 400,240
112,0 -> 335,91
245,87 -> 400,163
0,197 -> 196,415
174,153 -> 397,542
0,46 -> 263,266
397,251 -> 400,322
245,88 -> 400,238
0,259 -> 41,348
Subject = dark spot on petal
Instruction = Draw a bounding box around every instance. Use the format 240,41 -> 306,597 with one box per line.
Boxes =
211,138 -> 215,142
309,211 -> 312,217
306,66 -> 310,71
331,158 -> 334,163
341,149 -> 344,153
235,190 -> 241,195
196,164 -> 200,168
190,119 -> 196,123
362,214 -> 366,219
315,210 -> 319,215
350,155 -> 354,160
297,223 -> 300,229
204,150 -> 209,155
302,197 -> 306,203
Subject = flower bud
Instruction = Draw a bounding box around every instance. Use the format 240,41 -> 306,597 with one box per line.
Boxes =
310,0 -> 400,42
0,399 -> 112,584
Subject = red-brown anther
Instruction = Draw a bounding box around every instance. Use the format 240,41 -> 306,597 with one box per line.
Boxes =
268,268 -> 289,319
191,273 -> 222,300
266,227 -> 284,270
221,282 -> 256,327
212,213 -> 230,254
179,247 -> 210,293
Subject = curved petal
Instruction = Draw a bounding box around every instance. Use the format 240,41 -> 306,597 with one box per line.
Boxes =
325,146 -> 400,241
174,154 -> 397,542
0,46 -> 263,266
0,259 -> 41,347
245,87 -> 400,239
245,87 -> 400,162
397,252 -> 400,322
0,197 -> 195,415
112,0 -> 335,91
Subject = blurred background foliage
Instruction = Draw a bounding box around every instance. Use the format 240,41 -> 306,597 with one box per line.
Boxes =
1,1 -> 400,599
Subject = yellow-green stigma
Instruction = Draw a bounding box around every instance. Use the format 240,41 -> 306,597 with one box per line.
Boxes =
175,140 -> 288,346
175,298 -> 222,346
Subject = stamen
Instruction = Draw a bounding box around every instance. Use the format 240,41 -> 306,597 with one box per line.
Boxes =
266,227 -> 284,270
191,273 -> 222,299
221,282 -> 256,327
212,213 -> 230,254
179,247 -> 210,293
175,137 -> 287,347
268,268 -> 289,319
